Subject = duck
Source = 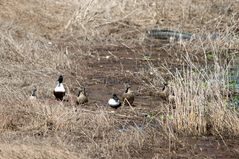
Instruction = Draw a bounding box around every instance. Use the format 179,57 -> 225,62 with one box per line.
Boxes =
157,83 -> 170,100
108,94 -> 121,109
122,83 -> 134,106
53,75 -> 65,101
29,86 -> 37,100
76,87 -> 88,105
158,83 -> 176,106
168,92 -> 176,103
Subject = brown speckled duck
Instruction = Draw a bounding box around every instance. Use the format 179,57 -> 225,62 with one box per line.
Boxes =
122,83 -> 135,106
29,86 -> 37,100
159,83 -> 176,108
76,87 -> 88,105
157,83 -> 170,100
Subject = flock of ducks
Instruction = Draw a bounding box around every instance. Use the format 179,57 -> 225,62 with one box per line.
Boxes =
30,75 -> 140,109
107,84 -> 135,109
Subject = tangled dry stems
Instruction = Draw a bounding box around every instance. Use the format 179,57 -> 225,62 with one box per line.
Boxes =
0,0 -> 239,158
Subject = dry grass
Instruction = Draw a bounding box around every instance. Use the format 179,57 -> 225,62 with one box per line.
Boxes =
0,101 -> 159,158
170,58 -> 239,136
139,25 -> 239,136
0,0 -> 239,158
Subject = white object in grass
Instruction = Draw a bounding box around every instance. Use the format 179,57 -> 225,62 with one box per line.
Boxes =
108,98 -> 120,107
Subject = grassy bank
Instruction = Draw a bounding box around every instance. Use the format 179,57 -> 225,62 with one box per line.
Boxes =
0,0 -> 238,158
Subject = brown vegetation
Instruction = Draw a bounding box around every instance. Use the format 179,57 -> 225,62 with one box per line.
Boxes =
0,0 -> 239,158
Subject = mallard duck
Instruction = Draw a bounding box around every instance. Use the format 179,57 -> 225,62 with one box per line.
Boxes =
29,86 -> 37,100
108,94 -> 121,109
53,75 -> 65,101
76,87 -> 88,105
122,84 -> 134,106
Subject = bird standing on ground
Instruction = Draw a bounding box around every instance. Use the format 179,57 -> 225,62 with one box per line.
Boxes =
29,86 -> 37,100
108,94 -> 121,109
158,83 -> 176,108
53,75 -> 65,101
158,83 -> 170,100
122,83 -> 135,106
168,92 -> 176,103
76,87 -> 88,105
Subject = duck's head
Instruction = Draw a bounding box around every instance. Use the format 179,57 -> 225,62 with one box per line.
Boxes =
112,94 -> 119,100
124,82 -> 131,93
57,75 -> 63,83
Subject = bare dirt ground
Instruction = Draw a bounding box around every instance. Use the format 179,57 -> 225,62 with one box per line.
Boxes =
0,0 -> 239,158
